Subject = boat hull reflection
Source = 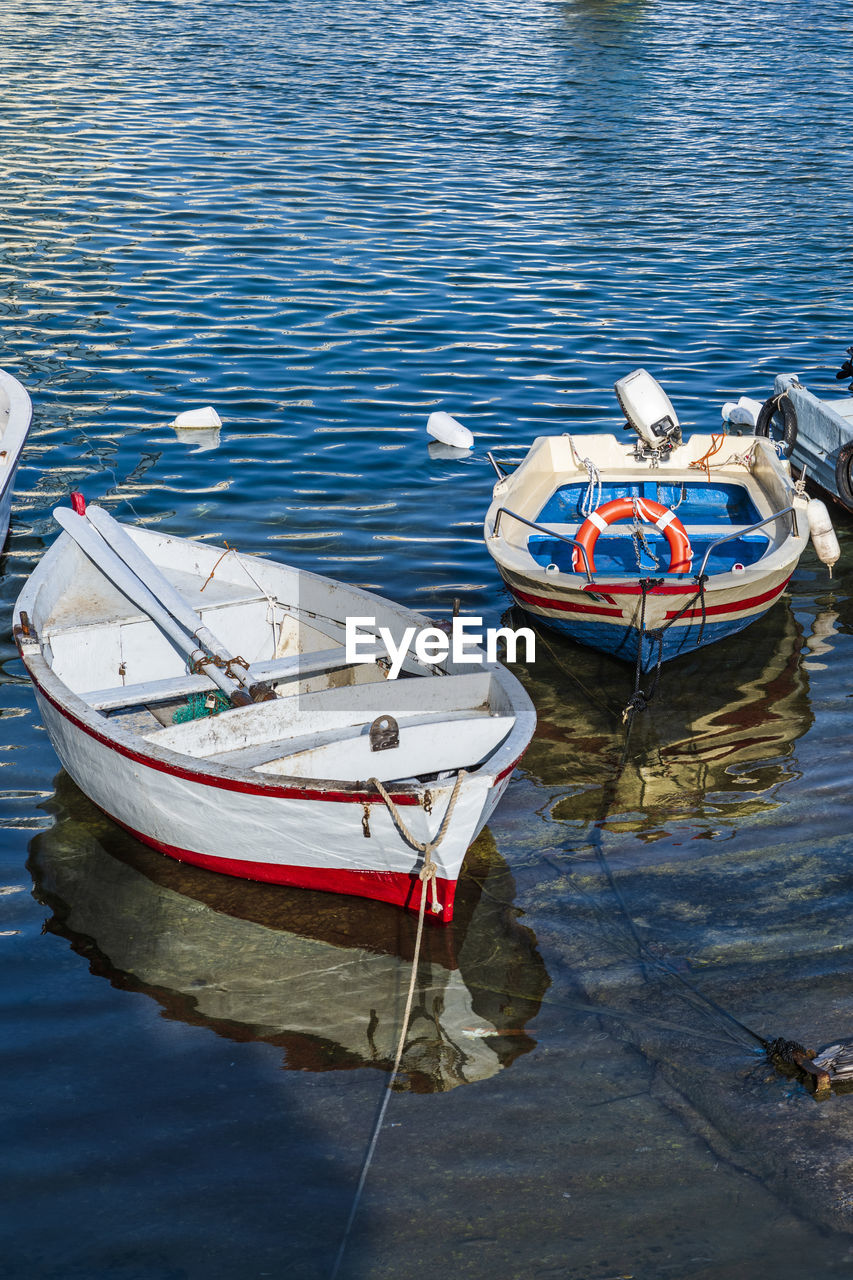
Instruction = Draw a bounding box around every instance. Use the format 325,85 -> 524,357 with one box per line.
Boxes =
28,774 -> 550,1093
513,600 -> 812,838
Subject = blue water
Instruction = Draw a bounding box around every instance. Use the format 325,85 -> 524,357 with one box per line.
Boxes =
3,2 -> 853,1277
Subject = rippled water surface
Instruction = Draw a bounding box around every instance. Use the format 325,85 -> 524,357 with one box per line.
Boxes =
3,2 -> 853,1277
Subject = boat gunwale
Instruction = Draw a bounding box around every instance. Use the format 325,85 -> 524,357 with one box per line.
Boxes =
485,432 -> 809,593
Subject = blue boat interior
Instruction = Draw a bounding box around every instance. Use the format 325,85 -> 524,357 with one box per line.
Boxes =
531,479 -> 769,576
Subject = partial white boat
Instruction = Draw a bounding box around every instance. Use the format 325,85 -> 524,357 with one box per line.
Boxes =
484,369 -> 823,671
753,372 -> 853,513
14,503 -> 536,922
0,368 -> 33,549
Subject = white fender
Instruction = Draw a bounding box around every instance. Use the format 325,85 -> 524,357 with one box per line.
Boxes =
807,499 -> 840,575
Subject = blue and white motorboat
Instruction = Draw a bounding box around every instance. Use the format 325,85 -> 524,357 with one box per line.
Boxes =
484,370 -> 834,671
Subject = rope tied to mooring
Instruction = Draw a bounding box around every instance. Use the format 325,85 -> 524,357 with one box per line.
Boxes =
330,769 -> 468,1279
578,740 -> 847,1102
580,456 -> 602,516
621,573 -> 710,729
368,769 -> 468,916
622,578 -> 662,727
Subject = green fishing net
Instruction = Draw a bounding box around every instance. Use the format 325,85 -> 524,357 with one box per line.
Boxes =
172,690 -> 230,723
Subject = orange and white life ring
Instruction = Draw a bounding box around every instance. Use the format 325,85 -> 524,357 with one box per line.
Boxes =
572,497 -> 692,575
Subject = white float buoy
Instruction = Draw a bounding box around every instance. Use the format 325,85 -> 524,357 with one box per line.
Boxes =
721,396 -> 762,428
736,395 -> 763,425
427,411 -> 474,450
807,498 -> 841,575
171,406 -> 222,430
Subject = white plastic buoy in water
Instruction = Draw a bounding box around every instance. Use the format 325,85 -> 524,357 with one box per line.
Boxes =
171,406 -> 222,430
807,498 -> 841,575
426,411 -> 474,450
737,395 -> 763,424
721,396 -> 763,428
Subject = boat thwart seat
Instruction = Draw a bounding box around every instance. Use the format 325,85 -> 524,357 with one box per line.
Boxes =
206,711 -> 515,782
81,646 -> 368,712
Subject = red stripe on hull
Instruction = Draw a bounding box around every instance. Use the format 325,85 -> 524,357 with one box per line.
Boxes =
583,581 -> 710,596
111,814 -> 458,922
512,578 -> 790,622
26,662 -> 524,805
664,580 -> 789,620
511,587 -> 623,617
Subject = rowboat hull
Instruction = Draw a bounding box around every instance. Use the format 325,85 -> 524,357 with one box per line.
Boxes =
32,671 -> 507,915
15,522 -> 535,922
0,369 -> 33,549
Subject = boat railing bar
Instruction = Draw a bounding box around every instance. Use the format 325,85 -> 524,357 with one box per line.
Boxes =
694,505 -> 799,579
491,507 -> 594,581
487,451 -> 506,479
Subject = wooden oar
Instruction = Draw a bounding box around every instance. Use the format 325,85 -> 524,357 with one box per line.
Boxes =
83,504 -> 273,701
53,507 -> 254,708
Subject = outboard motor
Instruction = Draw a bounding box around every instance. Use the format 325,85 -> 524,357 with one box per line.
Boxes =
615,369 -> 682,458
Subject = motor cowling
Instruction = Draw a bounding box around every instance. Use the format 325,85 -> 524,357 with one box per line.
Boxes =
615,369 -> 682,453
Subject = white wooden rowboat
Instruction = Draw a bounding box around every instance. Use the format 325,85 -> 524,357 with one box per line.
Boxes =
14,503 -> 536,923
0,368 -> 33,549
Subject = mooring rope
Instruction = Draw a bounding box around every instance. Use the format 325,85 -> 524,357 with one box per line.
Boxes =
581,730 -> 776,1058
329,770 -> 467,1278
329,856 -> 434,1279
621,574 -> 709,730
369,770 -> 467,915
689,433 -> 726,480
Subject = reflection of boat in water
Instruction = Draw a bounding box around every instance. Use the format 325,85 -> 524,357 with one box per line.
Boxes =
28,775 -> 550,1093
512,598 -> 813,834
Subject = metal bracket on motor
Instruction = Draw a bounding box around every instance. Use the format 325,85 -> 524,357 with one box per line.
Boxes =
369,714 -> 399,752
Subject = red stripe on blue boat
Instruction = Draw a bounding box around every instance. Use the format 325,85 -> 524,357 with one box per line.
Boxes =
511,587 -> 623,617
664,580 -> 789,620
